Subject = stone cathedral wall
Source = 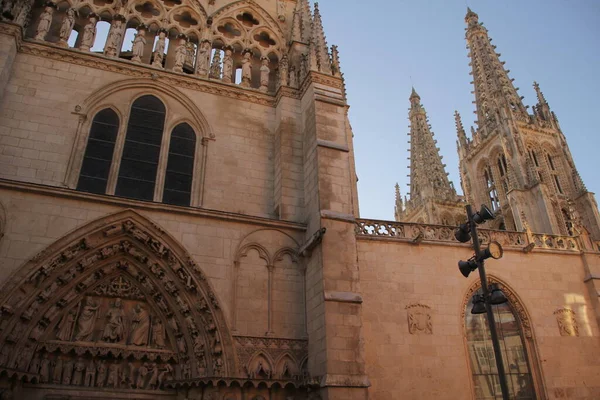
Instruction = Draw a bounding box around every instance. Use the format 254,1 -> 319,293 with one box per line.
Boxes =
357,236 -> 600,400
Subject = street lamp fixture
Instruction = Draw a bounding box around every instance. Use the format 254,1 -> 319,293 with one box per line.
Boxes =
455,204 -> 510,400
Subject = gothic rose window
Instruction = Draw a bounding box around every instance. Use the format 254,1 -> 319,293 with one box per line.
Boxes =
115,95 -> 166,201
465,293 -> 536,400
163,123 -> 196,206
77,108 -> 119,194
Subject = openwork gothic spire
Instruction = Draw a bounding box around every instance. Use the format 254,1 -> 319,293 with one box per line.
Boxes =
311,3 -> 331,74
300,0 -> 312,43
407,89 -> 457,207
465,8 -> 527,132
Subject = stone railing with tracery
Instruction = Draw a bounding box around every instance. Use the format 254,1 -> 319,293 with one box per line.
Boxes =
355,219 -> 587,252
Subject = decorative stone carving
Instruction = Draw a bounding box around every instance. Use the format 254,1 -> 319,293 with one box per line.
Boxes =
222,46 -> 233,83
152,29 -> 167,68
209,49 -> 222,79
58,8 -> 75,47
101,298 -> 126,343
74,297 -> 99,341
96,360 -> 107,387
405,305 -> 432,336
106,361 -> 120,388
259,57 -> 270,92
104,17 -> 125,58
79,13 -> 98,52
62,358 -> 74,385
72,357 -> 86,385
130,304 -> 150,346
278,55 -> 288,88
34,3 -> 54,41
173,35 -> 187,73
39,353 -> 51,382
131,25 -> 147,63
195,40 -> 211,77
136,362 -> 149,388
84,359 -> 96,386
240,50 -> 252,87
554,308 -> 579,337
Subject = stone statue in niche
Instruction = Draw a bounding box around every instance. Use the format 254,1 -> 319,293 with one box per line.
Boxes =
29,354 -> 40,374
554,308 -> 579,337
129,304 -> 150,346
102,298 -> 126,343
79,14 -> 98,52
151,318 -> 166,348
14,344 -> 34,370
52,357 -> 63,383
152,30 -> 167,68
136,362 -> 149,388
172,36 -> 188,73
104,18 -> 125,58
29,323 -> 45,341
84,360 -> 96,387
62,359 -> 74,385
34,4 -> 54,41
58,8 -> 75,47
106,361 -> 120,388
56,308 -> 77,341
213,356 -> 223,376
182,360 -> 191,379
74,297 -> 99,341
177,336 -> 187,353
14,0 -> 32,26
195,40 -> 211,77
147,363 -> 159,388
406,303 -> 433,335
39,354 -> 51,383
127,361 -> 136,388
157,364 -> 173,387
222,46 -> 233,83
72,357 -> 86,385
279,55 -> 289,87
131,26 -> 147,63
241,50 -> 252,87
96,360 -> 107,387
22,300 -> 40,320
259,57 -> 270,92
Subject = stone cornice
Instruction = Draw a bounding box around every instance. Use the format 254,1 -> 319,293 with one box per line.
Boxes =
18,40 -> 278,107
0,21 -> 23,48
0,179 -> 307,231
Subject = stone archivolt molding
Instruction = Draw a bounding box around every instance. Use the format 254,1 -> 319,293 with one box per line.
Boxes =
0,209 -> 235,391
461,276 -> 532,339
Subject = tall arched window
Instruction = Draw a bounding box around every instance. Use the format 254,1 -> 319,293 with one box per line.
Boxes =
497,154 -> 509,194
465,292 -> 536,399
163,123 -> 196,206
115,95 -> 166,201
484,165 -> 500,211
77,109 -> 119,194
546,153 -> 564,195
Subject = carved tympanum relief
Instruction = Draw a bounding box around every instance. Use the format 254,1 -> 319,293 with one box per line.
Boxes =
0,210 -> 232,393
406,303 -> 433,335
554,308 -> 579,337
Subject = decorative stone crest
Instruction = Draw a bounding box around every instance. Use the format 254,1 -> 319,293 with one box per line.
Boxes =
405,303 -> 432,335
554,308 -> 579,337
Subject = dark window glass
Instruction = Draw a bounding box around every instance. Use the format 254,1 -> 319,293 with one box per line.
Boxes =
115,95 -> 165,201
466,293 -> 536,400
163,123 -> 196,206
77,109 -> 119,194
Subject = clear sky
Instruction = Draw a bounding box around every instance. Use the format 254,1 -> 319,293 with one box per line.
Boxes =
316,0 -> 600,221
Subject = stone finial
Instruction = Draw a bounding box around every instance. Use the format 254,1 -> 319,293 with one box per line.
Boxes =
455,111 -> 468,148
394,183 -> 404,222
331,45 -> 341,77
533,81 -> 547,105
312,3 -> 331,74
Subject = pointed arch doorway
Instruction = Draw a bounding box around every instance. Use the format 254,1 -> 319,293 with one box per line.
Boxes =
0,210 -> 234,398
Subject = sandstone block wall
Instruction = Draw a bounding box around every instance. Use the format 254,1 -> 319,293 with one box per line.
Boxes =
358,239 -> 600,400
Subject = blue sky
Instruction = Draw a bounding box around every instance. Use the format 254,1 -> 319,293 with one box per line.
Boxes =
316,0 -> 600,221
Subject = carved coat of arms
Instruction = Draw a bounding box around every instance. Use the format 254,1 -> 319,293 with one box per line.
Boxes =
406,303 -> 433,335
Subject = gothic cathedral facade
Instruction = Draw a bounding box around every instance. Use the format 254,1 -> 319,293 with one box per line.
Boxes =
0,1 -> 599,399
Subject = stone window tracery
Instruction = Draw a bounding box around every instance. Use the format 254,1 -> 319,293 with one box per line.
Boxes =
465,292 -> 536,399
484,165 -> 500,211
163,123 -> 196,206
546,153 -> 564,195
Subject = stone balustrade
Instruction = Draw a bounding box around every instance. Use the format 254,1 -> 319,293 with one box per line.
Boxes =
355,218 -> 589,252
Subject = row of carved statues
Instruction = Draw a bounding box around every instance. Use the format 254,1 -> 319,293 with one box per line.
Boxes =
54,297 -> 168,347
30,5 -> 280,91
28,352 -> 175,389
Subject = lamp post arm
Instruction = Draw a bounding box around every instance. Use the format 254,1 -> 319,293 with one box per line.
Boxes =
466,205 -> 510,400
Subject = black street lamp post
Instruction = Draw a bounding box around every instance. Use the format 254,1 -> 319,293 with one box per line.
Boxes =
457,204 -> 510,400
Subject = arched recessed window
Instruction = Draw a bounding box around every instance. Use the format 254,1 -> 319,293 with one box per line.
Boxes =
546,153 -> 564,194
115,95 -> 166,201
497,154 -> 509,194
465,292 -> 536,399
484,165 -> 500,211
163,123 -> 196,206
77,108 -> 119,194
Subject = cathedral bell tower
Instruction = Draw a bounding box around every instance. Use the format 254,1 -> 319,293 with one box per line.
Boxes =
457,8 -> 600,238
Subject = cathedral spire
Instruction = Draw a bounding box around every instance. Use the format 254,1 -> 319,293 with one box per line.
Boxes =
465,8 -> 527,131
290,0 -> 303,43
312,3 -> 331,74
394,183 -> 403,221
300,0 -> 312,43
407,89 -> 457,206
455,111 -> 468,148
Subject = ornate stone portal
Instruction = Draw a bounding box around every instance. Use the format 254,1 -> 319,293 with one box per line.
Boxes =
0,212 -> 233,398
